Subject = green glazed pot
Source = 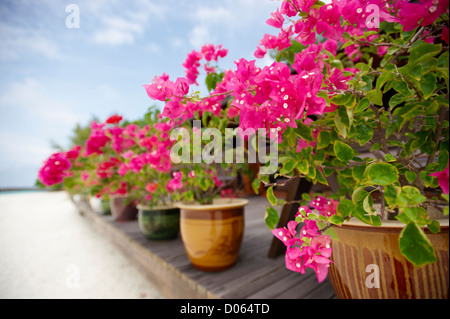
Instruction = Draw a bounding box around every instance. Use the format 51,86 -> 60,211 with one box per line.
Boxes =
100,198 -> 111,215
137,205 -> 180,240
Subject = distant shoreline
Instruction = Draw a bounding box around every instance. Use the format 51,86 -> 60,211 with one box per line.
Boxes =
0,187 -> 46,193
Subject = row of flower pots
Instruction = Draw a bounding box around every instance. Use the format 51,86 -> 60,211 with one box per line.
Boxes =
99,195 -> 248,272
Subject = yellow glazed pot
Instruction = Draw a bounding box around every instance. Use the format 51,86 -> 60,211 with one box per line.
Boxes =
177,198 -> 248,272
328,218 -> 449,299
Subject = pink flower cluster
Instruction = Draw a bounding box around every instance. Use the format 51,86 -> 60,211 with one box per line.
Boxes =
167,172 -> 183,193
183,44 -> 228,85
117,123 -> 175,177
257,0 -> 448,58
38,152 -> 73,186
222,48 -> 354,139
272,195 -> 339,282
272,219 -> 332,283
86,121 -> 110,156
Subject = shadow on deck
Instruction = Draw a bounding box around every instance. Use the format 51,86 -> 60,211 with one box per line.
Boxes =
74,196 -> 336,299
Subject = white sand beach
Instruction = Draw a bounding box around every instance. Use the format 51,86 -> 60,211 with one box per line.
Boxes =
0,191 -> 162,299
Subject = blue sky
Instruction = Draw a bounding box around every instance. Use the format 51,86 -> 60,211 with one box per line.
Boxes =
0,0 -> 279,188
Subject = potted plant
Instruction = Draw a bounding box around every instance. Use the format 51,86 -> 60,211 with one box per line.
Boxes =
81,115 -> 140,222
242,0 -> 449,299
143,44 -> 251,271
120,108 -> 182,240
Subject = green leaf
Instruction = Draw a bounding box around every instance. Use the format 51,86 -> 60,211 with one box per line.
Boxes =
330,215 -> 344,225
356,124 -> 374,146
334,140 -> 355,162
384,153 -> 396,162
365,163 -> 399,186
409,42 -> 442,66
337,199 -> 354,218
323,227 -> 339,241
389,93 -> 406,108
294,122 -> 314,142
355,98 -> 370,113
405,171 -> 417,183
399,222 -> 437,267
420,73 -> 436,99
393,80 -> 412,96
427,220 -> 440,234
385,185 -> 400,207
266,186 -> 278,206
281,159 -> 296,174
265,207 -> 279,230
331,93 -> 352,106
409,64 -> 422,81
251,178 -> 261,195
366,89 -> 383,106
337,106 -> 350,128
317,131 -> 331,149
353,164 -> 366,181
297,160 -> 309,175
397,186 -> 427,207
376,70 -> 393,92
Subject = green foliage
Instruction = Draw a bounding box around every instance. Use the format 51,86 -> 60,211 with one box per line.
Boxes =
268,17 -> 449,268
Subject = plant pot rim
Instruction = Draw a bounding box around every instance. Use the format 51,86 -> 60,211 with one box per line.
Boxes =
137,204 -> 179,211
336,216 -> 449,232
175,198 -> 249,210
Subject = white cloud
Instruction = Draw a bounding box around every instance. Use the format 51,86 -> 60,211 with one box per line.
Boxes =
194,6 -> 231,23
91,0 -> 168,46
0,22 -> 63,60
93,16 -> 144,45
189,26 -> 213,49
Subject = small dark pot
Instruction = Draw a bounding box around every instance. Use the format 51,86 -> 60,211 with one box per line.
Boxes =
138,205 -> 180,240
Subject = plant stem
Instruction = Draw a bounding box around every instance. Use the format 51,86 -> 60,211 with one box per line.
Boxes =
426,105 -> 446,166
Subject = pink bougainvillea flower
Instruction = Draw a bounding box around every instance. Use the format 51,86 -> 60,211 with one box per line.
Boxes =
272,220 -> 299,246
65,145 -> 81,160
310,195 -> 339,217
430,161 -> 449,194
38,152 -> 72,186
143,75 -> 174,101
86,122 -> 110,155
167,172 -> 183,192
299,220 -> 320,239
266,8 -> 285,28
304,235 -> 333,283
81,171 -> 89,182
173,77 -> 190,97
145,182 -> 158,194
105,114 -> 123,124
296,205 -> 313,218
254,45 -> 267,58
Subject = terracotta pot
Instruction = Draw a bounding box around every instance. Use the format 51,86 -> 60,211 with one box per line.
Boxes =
177,198 -> 248,272
110,196 -> 138,221
137,205 -> 180,240
328,218 -> 449,299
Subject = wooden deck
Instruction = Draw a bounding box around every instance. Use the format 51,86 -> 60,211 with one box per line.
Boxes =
74,196 -> 336,299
